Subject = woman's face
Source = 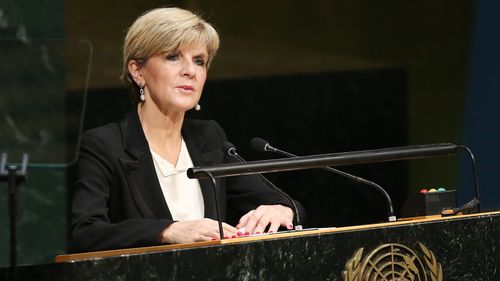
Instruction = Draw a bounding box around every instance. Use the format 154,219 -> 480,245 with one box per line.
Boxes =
140,44 -> 208,113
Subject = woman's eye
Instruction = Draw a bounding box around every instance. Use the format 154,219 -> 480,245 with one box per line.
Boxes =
194,57 -> 205,66
166,54 -> 178,61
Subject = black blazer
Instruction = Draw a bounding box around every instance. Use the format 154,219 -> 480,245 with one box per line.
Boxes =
70,110 -> 305,252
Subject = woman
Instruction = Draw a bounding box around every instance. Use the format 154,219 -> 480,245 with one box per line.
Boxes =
70,7 -> 305,252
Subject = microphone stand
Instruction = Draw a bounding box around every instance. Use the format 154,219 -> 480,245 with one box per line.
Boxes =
257,141 -> 396,222
225,145 -> 303,230
198,170 -> 224,240
1,153 -> 29,274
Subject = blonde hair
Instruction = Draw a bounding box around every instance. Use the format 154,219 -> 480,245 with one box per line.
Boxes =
121,7 -> 220,102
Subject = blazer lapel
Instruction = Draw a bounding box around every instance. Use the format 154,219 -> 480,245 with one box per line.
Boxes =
182,121 -> 223,220
119,110 -> 172,220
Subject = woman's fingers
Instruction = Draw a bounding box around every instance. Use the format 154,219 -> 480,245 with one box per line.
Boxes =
240,209 -> 265,234
222,222 -> 240,237
160,205 -> 295,245
237,205 -> 294,234
160,218 -> 240,244
236,209 -> 254,229
267,220 -> 282,234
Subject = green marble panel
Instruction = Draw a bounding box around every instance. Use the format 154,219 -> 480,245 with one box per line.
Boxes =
0,0 -> 66,267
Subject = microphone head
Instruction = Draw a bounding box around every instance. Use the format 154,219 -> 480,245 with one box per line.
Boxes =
251,137 -> 271,152
222,141 -> 237,155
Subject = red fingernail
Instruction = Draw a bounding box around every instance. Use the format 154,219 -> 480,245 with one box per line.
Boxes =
256,232 -> 260,234
231,235 -> 237,238
224,236 -> 229,239
237,232 -> 243,236
211,238 -> 217,241
269,231 -> 273,233
245,232 -> 250,236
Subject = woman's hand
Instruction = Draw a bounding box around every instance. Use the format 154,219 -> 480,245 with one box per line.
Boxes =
160,218 -> 239,244
237,205 -> 294,234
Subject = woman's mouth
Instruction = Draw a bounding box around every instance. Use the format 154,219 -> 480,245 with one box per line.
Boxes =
177,85 -> 194,91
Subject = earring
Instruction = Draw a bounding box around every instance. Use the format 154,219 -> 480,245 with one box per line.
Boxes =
139,86 -> 145,102
194,104 -> 201,111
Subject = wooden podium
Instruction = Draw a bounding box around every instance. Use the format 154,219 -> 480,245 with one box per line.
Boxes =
2,211 -> 500,280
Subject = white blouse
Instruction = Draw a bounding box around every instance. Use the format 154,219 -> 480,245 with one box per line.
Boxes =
150,139 -> 204,221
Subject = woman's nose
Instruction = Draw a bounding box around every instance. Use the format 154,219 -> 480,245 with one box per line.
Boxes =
180,60 -> 196,77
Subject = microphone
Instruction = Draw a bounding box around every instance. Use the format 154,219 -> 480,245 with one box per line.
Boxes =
251,137 -> 397,222
222,141 -> 303,230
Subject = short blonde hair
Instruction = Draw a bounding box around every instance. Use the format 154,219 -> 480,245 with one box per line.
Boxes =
121,7 -> 220,102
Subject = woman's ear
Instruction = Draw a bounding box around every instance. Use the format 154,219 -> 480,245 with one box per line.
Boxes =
128,60 -> 145,86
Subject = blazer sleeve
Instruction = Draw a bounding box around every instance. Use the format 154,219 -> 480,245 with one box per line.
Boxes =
209,121 -> 308,226
70,128 -> 173,252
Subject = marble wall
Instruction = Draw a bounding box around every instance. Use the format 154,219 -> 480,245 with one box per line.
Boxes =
0,0 -> 67,266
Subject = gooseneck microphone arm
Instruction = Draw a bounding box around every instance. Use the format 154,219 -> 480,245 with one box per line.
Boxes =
251,137 -> 396,222
223,142 -> 302,230
456,145 -> 481,212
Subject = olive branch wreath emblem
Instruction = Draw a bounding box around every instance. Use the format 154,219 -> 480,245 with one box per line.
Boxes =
343,242 -> 443,281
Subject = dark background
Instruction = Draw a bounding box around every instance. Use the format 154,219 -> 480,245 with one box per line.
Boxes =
1,0 -> 499,266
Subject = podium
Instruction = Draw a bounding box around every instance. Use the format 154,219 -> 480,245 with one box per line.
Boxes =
1,211 -> 499,280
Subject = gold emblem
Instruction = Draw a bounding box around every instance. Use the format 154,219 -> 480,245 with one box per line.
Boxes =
343,242 -> 443,281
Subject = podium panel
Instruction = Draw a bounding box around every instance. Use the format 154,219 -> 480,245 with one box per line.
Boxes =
1,212 -> 499,280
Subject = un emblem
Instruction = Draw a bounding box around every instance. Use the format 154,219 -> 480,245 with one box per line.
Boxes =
343,242 -> 443,281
